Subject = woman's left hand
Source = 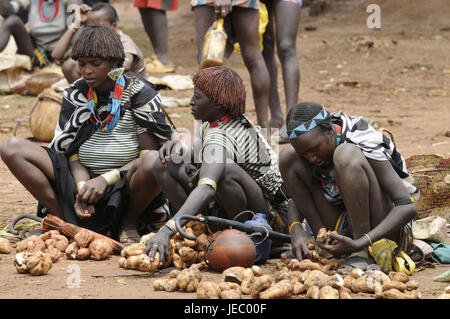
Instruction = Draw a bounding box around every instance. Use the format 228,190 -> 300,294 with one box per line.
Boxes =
214,0 -> 232,18
74,196 -> 95,220
316,232 -> 361,257
144,228 -> 172,265
77,176 -> 108,204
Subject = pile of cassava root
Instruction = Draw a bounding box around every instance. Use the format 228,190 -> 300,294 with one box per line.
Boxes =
119,220 -> 210,272
190,258 -> 421,299
5,229 -> 114,276
145,226 -> 422,299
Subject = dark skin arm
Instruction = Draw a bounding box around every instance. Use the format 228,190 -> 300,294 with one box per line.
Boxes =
318,159 -> 417,256
0,0 -> 15,17
145,142 -> 229,264
279,146 -> 320,260
286,199 -> 315,260
51,4 -> 90,60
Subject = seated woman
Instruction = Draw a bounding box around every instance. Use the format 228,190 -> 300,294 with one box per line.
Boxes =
0,25 -> 172,243
52,2 -> 149,83
145,66 -> 288,263
0,0 -> 73,69
279,102 -> 418,271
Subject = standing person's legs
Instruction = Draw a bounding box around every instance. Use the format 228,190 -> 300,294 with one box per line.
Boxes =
274,0 -> 301,113
262,2 -> 283,128
230,7 -> 270,128
138,7 -> 172,66
0,15 -> 34,55
193,5 -> 215,64
0,137 -> 63,217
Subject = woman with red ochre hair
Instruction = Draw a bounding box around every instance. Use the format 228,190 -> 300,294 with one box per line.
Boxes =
144,66 -> 289,264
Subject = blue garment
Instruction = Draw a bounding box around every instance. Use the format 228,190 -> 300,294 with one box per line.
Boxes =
428,242 -> 450,264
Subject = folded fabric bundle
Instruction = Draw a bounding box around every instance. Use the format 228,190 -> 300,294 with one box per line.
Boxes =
428,242 -> 450,264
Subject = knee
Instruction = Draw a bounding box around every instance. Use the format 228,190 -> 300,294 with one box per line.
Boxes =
279,146 -> 310,184
62,59 -> 80,83
2,15 -> 22,29
218,163 -> 238,186
333,143 -> 364,171
0,136 -> 25,162
277,39 -> 296,60
140,150 -> 158,174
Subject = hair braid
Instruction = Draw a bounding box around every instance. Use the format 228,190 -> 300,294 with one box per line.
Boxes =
71,25 -> 125,67
192,66 -> 246,119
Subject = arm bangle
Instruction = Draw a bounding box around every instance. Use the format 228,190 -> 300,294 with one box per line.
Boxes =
68,153 -> 79,162
197,178 -> 217,192
139,150 -> 150,157
164,219 -> 177,234
68,22 -> 79,33
76,181 -> 86,192
289,221 -> 303,235
100,169 -> 121,186
364,233 -> 373,246
392,197 -> 415,207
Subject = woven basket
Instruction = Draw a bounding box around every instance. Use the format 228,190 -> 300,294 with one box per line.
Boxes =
29,88 -> 62,142
406,154 -> 450,219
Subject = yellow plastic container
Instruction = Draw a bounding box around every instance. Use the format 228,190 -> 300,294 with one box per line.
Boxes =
200,18 -> 227,69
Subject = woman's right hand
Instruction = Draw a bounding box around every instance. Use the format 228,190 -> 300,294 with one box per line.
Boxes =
290,226 -> 315,260
144,228 -> 172,265
77,176 -> 108,205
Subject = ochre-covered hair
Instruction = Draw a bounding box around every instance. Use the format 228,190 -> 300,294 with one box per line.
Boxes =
192,66 -> 246,119
71,25 -> 125,67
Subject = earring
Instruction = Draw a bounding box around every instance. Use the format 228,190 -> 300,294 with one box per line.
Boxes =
107,67 -> 125,81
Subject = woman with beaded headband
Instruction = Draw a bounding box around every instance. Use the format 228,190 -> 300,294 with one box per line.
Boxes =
0,25 -> 172,244
144,66 -> 289,264
279,102 -> 419,272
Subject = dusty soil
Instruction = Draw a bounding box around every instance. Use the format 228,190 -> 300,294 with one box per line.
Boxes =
0,0 -> 449,301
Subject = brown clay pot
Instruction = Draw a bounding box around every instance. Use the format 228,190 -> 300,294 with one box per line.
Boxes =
206,229 -> 256,272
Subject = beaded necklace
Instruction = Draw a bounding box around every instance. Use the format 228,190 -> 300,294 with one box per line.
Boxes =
87,75 -> 125,132
209,114 -> 232,128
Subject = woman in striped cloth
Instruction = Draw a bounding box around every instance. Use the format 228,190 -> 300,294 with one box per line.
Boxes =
144,66 -> 289,263
0,25 -> 172,244
279,102 -> 419,272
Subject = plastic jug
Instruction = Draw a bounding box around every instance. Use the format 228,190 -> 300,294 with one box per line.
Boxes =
244,213 -> 272,264
200,18 -> 227,69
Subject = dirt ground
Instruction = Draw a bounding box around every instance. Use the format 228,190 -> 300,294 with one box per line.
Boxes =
0,0 -> 449,301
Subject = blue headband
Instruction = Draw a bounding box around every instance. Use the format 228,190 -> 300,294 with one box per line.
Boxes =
289,106 -> 329,139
